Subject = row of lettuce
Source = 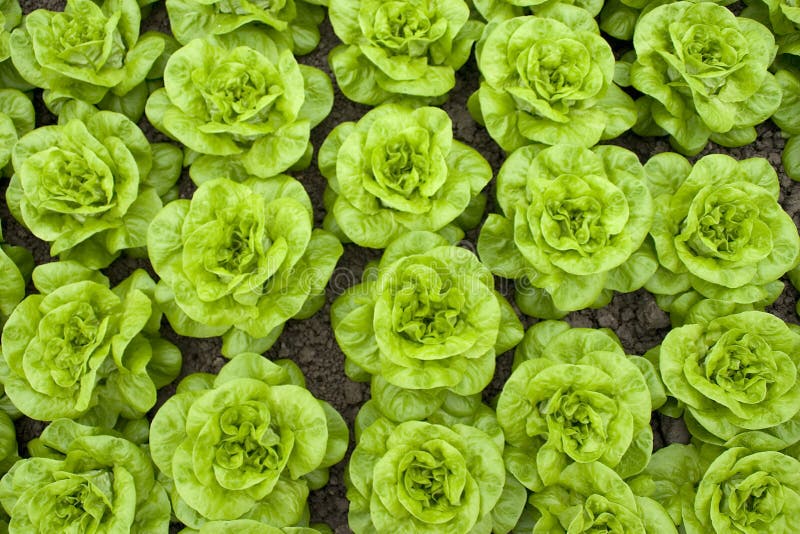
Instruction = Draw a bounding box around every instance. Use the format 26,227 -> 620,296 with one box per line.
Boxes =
2,250 -> 800,533
0,0 -> 799,532
4,0 -> 800,162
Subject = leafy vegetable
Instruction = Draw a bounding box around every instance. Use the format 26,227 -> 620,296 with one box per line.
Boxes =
146,28 -> 332,179
743,0 -> 800,55
643,153 -> 800,322
469,6 -> 636,151
0,1 -> 18,64
478,144 -> 655,319
9,0 -> 168,119
319,104 -> 491,248
350,388 -> 529,531
628,443 -> 710,530
473,0 -> 602,23
631,442 -> 800,533
599,0 -> 734,40
182,521 -> 327,534
0,1 -> 28,91
0,418 -> 170,532
149,353 -> 348,529
148,176 -> 342,356
654,311 -> 800,448
0,88 -> 33,175
332,231 -> 523,422
689,447 -> 800,533
0,411 -> 17,476
347,417 -> 523,533
523,461 -> 678,533
630,2 -> 780,154
741,0 -> 800,180
353,387 -> 495,438
6,102 -> 181,269
497,321 -> 657,492
0,220 -> 32,329
773,67 -> 800,180
328,0 -> 483,105
0,262 -> 182,426
166,0 -> 326,55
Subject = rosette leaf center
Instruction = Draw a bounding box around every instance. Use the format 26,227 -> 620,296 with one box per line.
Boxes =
724,472 -> 784,528
391,264 -> 464,345
539,387 -> 616,461
50,5 -> 123,71
38,471 -> 114,531
702,331 -> 778,403
680,186 -> 771,262
678,24 -> 743,81
36,148 -> 115,215
397,439 -> 467,523
40,301 -> 108,389
521,39 -> 590,101
372,2 -> 441,55
210,403 -> 294,491
196,57 -> 282,126
539,174 -> 628,255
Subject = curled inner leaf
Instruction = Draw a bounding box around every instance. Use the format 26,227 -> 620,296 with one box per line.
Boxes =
701,330 -> 778,404
209,403 -> 293,491
391,264 -> 465,345
371,2 -> 442,54
397,439 -> 467,522
49,2 -> 125,72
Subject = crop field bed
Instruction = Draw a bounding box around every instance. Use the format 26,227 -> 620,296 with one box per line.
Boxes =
3,1 -> 800,532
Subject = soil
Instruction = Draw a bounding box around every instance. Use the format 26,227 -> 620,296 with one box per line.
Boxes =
4,2 -> 799,533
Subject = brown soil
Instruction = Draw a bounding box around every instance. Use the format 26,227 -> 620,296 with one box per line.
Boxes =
5,2 -> 799,533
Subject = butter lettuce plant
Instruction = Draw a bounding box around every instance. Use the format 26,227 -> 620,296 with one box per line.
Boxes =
0,418 -> 170,533
347,417 -> 524,534
633,444 -> 800,533
0,88 -> 33,175
693,447 -> 800,533
148,177 -> 342,356
6,102 -> 182,269
770,68 -> 800,180
743,0 -> 800,58
328,0 -> 483,105
319,104 -> 491,248
643,153 -> 800,321
600,0 -> 734,41
497,321 -> 658,492
743,0 -> 800,176
0,262 -> 181,426
478,144 -> 655,319
150,353 -> 348,529
146,28 -> 332,179
628,443 -> 711,531
0,1 -> 19,65
345,398 -> 528,534
166,0 -> 326,55
0,0 -> 36,93
10,0 -> 168,119
521,461 -> 677,533
653,311 -> 800,448
630,2 -> 781,154
332,231 -> 523,422
469,6 -> 636,151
